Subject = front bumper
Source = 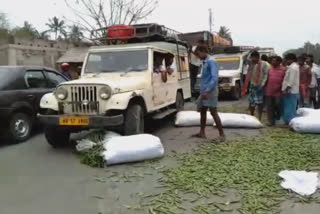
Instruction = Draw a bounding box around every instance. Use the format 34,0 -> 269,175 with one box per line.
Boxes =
219,84 -> 233,93
38,114 -> 124,128
193,81 -> 234,94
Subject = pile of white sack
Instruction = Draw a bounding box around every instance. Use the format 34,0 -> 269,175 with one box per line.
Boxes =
76,131 -> 165,166
290,108 -> 320,134
175,111 -> 263,129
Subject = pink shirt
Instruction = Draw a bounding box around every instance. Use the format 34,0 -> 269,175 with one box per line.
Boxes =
265,66 -> 286,97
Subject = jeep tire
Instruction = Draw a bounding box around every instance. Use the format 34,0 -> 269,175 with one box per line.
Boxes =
175,91 -> 184,111
45,126 -> 70,148
124,104 -> 144,135
231,81 -> 241,100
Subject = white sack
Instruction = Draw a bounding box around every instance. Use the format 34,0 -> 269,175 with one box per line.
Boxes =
296,108 -> 320,117
103,134 -> 164,166
102,131 -> 121,145
76,139 -> 97,152
175,111 -> 263,129
290,116 -> 320,134
175,111 -> 214,127
218,113 -> 263,129
279,170 -> 319,196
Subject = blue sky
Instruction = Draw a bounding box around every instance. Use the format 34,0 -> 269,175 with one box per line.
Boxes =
2,0 -> 320,54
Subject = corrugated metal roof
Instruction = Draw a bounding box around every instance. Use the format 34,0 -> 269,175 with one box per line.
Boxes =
57,47 -> 89,63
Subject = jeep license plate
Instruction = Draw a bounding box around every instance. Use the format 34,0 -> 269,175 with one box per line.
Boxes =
59,117 -> 89,126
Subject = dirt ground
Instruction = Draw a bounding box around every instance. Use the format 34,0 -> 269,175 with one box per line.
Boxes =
0,98 -> 319,214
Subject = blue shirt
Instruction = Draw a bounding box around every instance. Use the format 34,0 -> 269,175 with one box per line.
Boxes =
200,57 -> 219,94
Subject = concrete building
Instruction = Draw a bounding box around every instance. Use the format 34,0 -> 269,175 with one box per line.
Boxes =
0,38 -> 72,69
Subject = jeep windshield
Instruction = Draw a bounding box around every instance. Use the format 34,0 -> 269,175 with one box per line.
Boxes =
85,50 -> 148,73
215,57 -> 240,70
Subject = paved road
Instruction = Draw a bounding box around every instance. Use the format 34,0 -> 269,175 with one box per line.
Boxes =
0,99 -> 319,214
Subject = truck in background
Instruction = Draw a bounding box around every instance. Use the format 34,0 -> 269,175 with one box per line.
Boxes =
258,47 -> 275,58
178,31 -> 232,52
195,46 -> 254,100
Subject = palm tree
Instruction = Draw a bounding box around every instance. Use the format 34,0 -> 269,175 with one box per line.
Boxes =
218,26 -> 232,40
46,16 -> 67,40
37,31 -> 50,40
68,25 -> 84,44
23,21 -> 39,36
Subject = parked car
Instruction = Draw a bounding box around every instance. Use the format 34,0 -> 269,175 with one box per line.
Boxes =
0,66 -> 68,142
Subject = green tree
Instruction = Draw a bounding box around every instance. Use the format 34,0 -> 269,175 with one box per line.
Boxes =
0,12 -> 9,29
68,25 -> 84,44
0,12 -> 10,40
218,26 -> 232,40
46,16 -> 67,40
11,21 -> 39,40
284,42 -> 320,63
37,31 -> 50,40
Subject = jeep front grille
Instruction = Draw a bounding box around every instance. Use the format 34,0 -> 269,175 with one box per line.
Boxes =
70,86 -> 99,114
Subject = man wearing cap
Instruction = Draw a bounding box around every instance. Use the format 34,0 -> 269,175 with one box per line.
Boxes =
61,63 -> 72,80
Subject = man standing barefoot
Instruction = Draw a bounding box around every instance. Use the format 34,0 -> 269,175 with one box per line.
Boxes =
193,45 -> 225,141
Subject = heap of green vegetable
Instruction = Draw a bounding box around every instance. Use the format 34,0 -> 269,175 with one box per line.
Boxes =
142,129 -> 320,214
77,130 -> 106,168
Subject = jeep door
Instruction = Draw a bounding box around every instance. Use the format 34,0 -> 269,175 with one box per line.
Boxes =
164,53 -> 178,103
152,51 -> 168,107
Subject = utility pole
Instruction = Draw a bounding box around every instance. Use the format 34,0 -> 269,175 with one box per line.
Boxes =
209,8 -> 213,33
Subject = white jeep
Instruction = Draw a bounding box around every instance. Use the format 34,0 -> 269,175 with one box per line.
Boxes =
39,42 -> 191,147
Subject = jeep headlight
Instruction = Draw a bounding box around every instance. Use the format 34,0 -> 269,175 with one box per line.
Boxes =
55,87 -> 68,100
99,86 -> 112,100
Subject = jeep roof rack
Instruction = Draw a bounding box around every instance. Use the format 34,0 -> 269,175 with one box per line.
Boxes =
91,23 -> 188,48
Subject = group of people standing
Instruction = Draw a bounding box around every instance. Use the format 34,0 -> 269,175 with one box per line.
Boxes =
244,51 -> 320,126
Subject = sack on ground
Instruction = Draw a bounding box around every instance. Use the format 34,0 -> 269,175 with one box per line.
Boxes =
76,139 -> 97,152
175,111 -> 263,129
290,116 -> 320,134
217,113 -> 263,129
103,134 -> 165,166
296,108 -> 320,117
102,131 -> 121,145
175,111 -> 214,127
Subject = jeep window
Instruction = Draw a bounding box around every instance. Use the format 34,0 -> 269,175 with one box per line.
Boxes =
180,56 -> 188,72
25,71 -> 47,88
153,52 -> 165,73
215,58 -> 240,70
85,50 -> 148,73
45,71 -> 67,88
